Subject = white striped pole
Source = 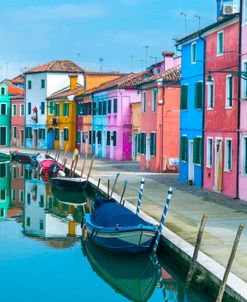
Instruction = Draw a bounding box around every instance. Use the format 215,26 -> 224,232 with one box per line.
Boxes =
136,178 -> 145,215
152,187 -> 173,253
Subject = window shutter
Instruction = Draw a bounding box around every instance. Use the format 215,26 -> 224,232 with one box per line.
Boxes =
195,82 -> 203,109
193,138 -> 198,163
180,85 -> 188,109
137,134 -> 141,153
229,76 -> 233,106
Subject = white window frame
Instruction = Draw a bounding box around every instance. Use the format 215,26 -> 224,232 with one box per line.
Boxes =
226,74 -> 233,108
151,89 -> 157,112
19,190 -> 24,202
20,104 -> 25,116
142,92 -> 146,112
0,86 -> 6,95
242,60 -> 247,99
242,136 -> 247,175
191,42 -> 196,64
206,137 -> 213,168
0,103 -> 7,115
217,30 -> 224,56
207,79 -> 215,109
0,189 -> 6,201
224,138 -> 232,172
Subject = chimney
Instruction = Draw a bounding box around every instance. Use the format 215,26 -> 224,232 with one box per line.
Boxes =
162,51 -> 175,72
69,74 -> 78,91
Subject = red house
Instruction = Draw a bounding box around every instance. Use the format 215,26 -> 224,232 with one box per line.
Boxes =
203,14 -> 239,198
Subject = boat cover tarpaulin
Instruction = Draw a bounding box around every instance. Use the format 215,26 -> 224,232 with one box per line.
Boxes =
91,203 -> 151,228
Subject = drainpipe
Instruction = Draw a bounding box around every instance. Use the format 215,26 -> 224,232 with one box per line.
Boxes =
236,6 -> 243,199
198,32 -> 206,187
157,78 -> 165,173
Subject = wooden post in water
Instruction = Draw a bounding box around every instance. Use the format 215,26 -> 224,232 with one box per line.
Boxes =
120,180 -> 128,205
186,214 -> 208,285
62,145 -> 68,166
82,156 -> 95,195
110,173 -> 120,198
97,178 -> 101,192
216,224 -> 244,302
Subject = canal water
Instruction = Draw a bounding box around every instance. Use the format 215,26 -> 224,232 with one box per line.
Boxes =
0,162 -> 212,302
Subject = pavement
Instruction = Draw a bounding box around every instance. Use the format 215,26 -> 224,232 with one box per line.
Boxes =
5,147 -> 247,284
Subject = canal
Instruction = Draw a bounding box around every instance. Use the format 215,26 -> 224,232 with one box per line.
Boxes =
0,162 -> 213,301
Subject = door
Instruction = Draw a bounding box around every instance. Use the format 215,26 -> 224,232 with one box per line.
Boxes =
85,131 -> 89,154
20,129 -> 24,147
146,137 -> 150,169
188,140 -> 194,182
95,131 -> 98,156
0,127 -> 6,146
110,132 -> 114,160
47,128 -> 54,150
132,133 -> 137,161
215,139 -> 223,192
59,130 -> 64,151
80,131 -> 84,154
33,130 -> 38,149
102,130 -> 106,158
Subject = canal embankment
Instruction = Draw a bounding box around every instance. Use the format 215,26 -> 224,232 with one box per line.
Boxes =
5,147 -> 247,301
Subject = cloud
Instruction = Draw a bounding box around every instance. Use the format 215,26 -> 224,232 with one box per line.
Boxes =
11,3 -> 107,21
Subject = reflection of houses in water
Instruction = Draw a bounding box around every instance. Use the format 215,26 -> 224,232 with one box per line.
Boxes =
10,163 -> 24,206
0,163 -> 10,220
24,167 -> 82,240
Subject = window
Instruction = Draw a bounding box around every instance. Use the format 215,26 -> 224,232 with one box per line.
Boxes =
55,103 -> 60,117
225,139 -> 232,171
92,130 -> 96,144
64,128 -> 69,141
193,137 -> 202,165
207,80 -> 214,108
93,102 -> 97,115
108,100 -> 112,114
243,137 -> 247,175
40,220 -> 44,230
0,164 -> 6,178
0,103 -> 7,115
28,80 -> 32,89
180,136 -> 188,161
38,129 -> 45,140
27,193 -> 31,205
140,133 -> 146,154
89,131 -> 92,145
25,127 -> 32,139
103,100 -> 107,115
26,217 -> 30,226
107,131 -> 110,146
142,92 -> 146,112
152,90 -> 157,112
150,132 -> 156,156
12,104 -> 17,116
0,190 -> 5,200
97,131 -> 102,145
180,85 -> 188,110
48,101 -> 53,115
41,79 -> 45,89
12,189 -> 16,201
242,62 -> 247,99
39,195 -> 44,207
28,102 -> 31,115
20,190 -> 24,202
194,82 -> 203,109
112,131 -> 117,147
13,167 -> 17,179
226,75 -> 233,108
13,126 -> 17,139
20,104 -> 25,116
98,101 -> 102,115
76,131 -> 81,144
63,103 -> 69,116
113,99 -> 118,113
217,31 -> 224,55
55,128 -> 59,140
0,209 -> 5,218
77,103 -> 83,115
40,102 -> 45,114
137,133 -> 141,154
191,42 -> 196,63
207,137 -> 213,168
1,87 -> 6,95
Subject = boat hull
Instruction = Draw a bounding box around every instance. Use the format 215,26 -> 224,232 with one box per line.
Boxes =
51,177 -> 87,191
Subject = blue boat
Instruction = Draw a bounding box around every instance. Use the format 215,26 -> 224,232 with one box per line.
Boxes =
83,180 -> 173,255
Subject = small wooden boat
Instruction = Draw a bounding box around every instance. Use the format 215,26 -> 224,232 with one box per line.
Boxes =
11,151 -> 35,164
0,152 -> 11,162
38,159 -> 64,176
50,177 -> 87,191
82,238 -> 158,302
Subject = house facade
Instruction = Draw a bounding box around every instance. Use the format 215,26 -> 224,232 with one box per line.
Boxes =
24,60 -> 84,150
139,65 -> 181,172
0,163 -> 10,221
10,164 -> 24,206
204,15 -> 239,198
10,92 -> 25,147
239,0 -> 247,200
0,84 -> 11,147
130,97 -> 142,162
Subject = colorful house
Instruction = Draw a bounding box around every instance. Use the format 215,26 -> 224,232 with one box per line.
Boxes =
75,71 -> 126,155
0,82 -> 23,147
10,91 -> 25,147
46,75 -> 82,152
176,32 -> 205,186
10,164 -> 24,206
0,163 -> 10,221
239,0 -> 247,201
24,60 -> 84,150
139,65 -> 181,172
204,14 -> 239,198
130,96 -> 142,162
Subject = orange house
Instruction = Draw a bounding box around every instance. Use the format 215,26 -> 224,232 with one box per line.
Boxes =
139,65 -> 181,172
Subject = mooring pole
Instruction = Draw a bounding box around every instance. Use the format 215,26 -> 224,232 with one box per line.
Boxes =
216,224 -> 244,302
186,214 -> 208,285
107,180 -> 110,198
120,180 -> 128,205
81,153 -> 88,178
97,178 -> 101,192
136,178 -> 145,215
110,173 -> 120,198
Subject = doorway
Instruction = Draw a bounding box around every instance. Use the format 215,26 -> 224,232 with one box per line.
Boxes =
20,129 -> 24,147
0,127 -> 7,146
188,140 -> 194,182
33,129 -> 38,149
215,139 -> 223,192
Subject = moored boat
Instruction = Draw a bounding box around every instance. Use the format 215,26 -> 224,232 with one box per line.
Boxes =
38,159 -> 64,176
50,177 -> 87,191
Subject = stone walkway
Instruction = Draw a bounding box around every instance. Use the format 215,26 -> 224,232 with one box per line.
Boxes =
5,147 -> 247,283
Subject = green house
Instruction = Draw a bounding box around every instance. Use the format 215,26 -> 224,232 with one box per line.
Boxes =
0,84 -> 11,146
0,163 -> 10,221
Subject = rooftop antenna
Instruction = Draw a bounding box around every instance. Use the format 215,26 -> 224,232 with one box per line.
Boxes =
150,56 -> 158,63
180,12 -> 188,35
99,58 -> 104,72
194,15 -> 202,30
140,59 -> 144,71
143,45 -> 149,69
129,55 -> 134,72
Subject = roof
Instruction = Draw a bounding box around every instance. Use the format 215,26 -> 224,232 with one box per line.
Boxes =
10,94 -> 24,100
12,74 -> 24,84
140,65 -> 181,85
47,84 -> 83,100
6,84 -> 24,95
24,60 -> 85,74
176,14 -> 239,46
85,71 -> 128,76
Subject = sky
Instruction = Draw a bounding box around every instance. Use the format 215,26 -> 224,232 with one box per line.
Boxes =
0,0 -> 216,79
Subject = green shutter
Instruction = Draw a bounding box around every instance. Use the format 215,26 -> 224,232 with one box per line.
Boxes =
137,134 -> 141,153
113,99 -> 118,113
193,138 -> 199,164
195,82 -> 203,109
180,136 -> 188,161
180,85 -> 188,110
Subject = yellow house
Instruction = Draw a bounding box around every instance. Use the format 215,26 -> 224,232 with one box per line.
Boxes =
131,101 -> 142,162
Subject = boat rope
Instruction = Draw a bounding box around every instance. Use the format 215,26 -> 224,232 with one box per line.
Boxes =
152,187 -> 173,253
136,178 -> 145,215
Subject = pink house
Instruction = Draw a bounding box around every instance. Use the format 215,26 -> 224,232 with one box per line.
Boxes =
239,0 -> 247,201
10,91 -> 25,147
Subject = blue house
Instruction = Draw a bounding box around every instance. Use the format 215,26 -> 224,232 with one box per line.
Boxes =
176,35 -> 205,187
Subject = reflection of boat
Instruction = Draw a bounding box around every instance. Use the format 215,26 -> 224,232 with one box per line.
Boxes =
51,185 -> 87,205
82,238 -> 158,302
0,152 -> 11,162
11,151 -> 36,164
84,202 -> 158,254
50,177 -> 87,191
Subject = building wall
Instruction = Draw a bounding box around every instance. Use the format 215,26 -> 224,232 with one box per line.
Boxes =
0,84 -> 11,147
10,98 -> 25,147
85,75 -> 121,90
204,20 -> 239,198
180,38 -> 205,186
131,101 -> 141,161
